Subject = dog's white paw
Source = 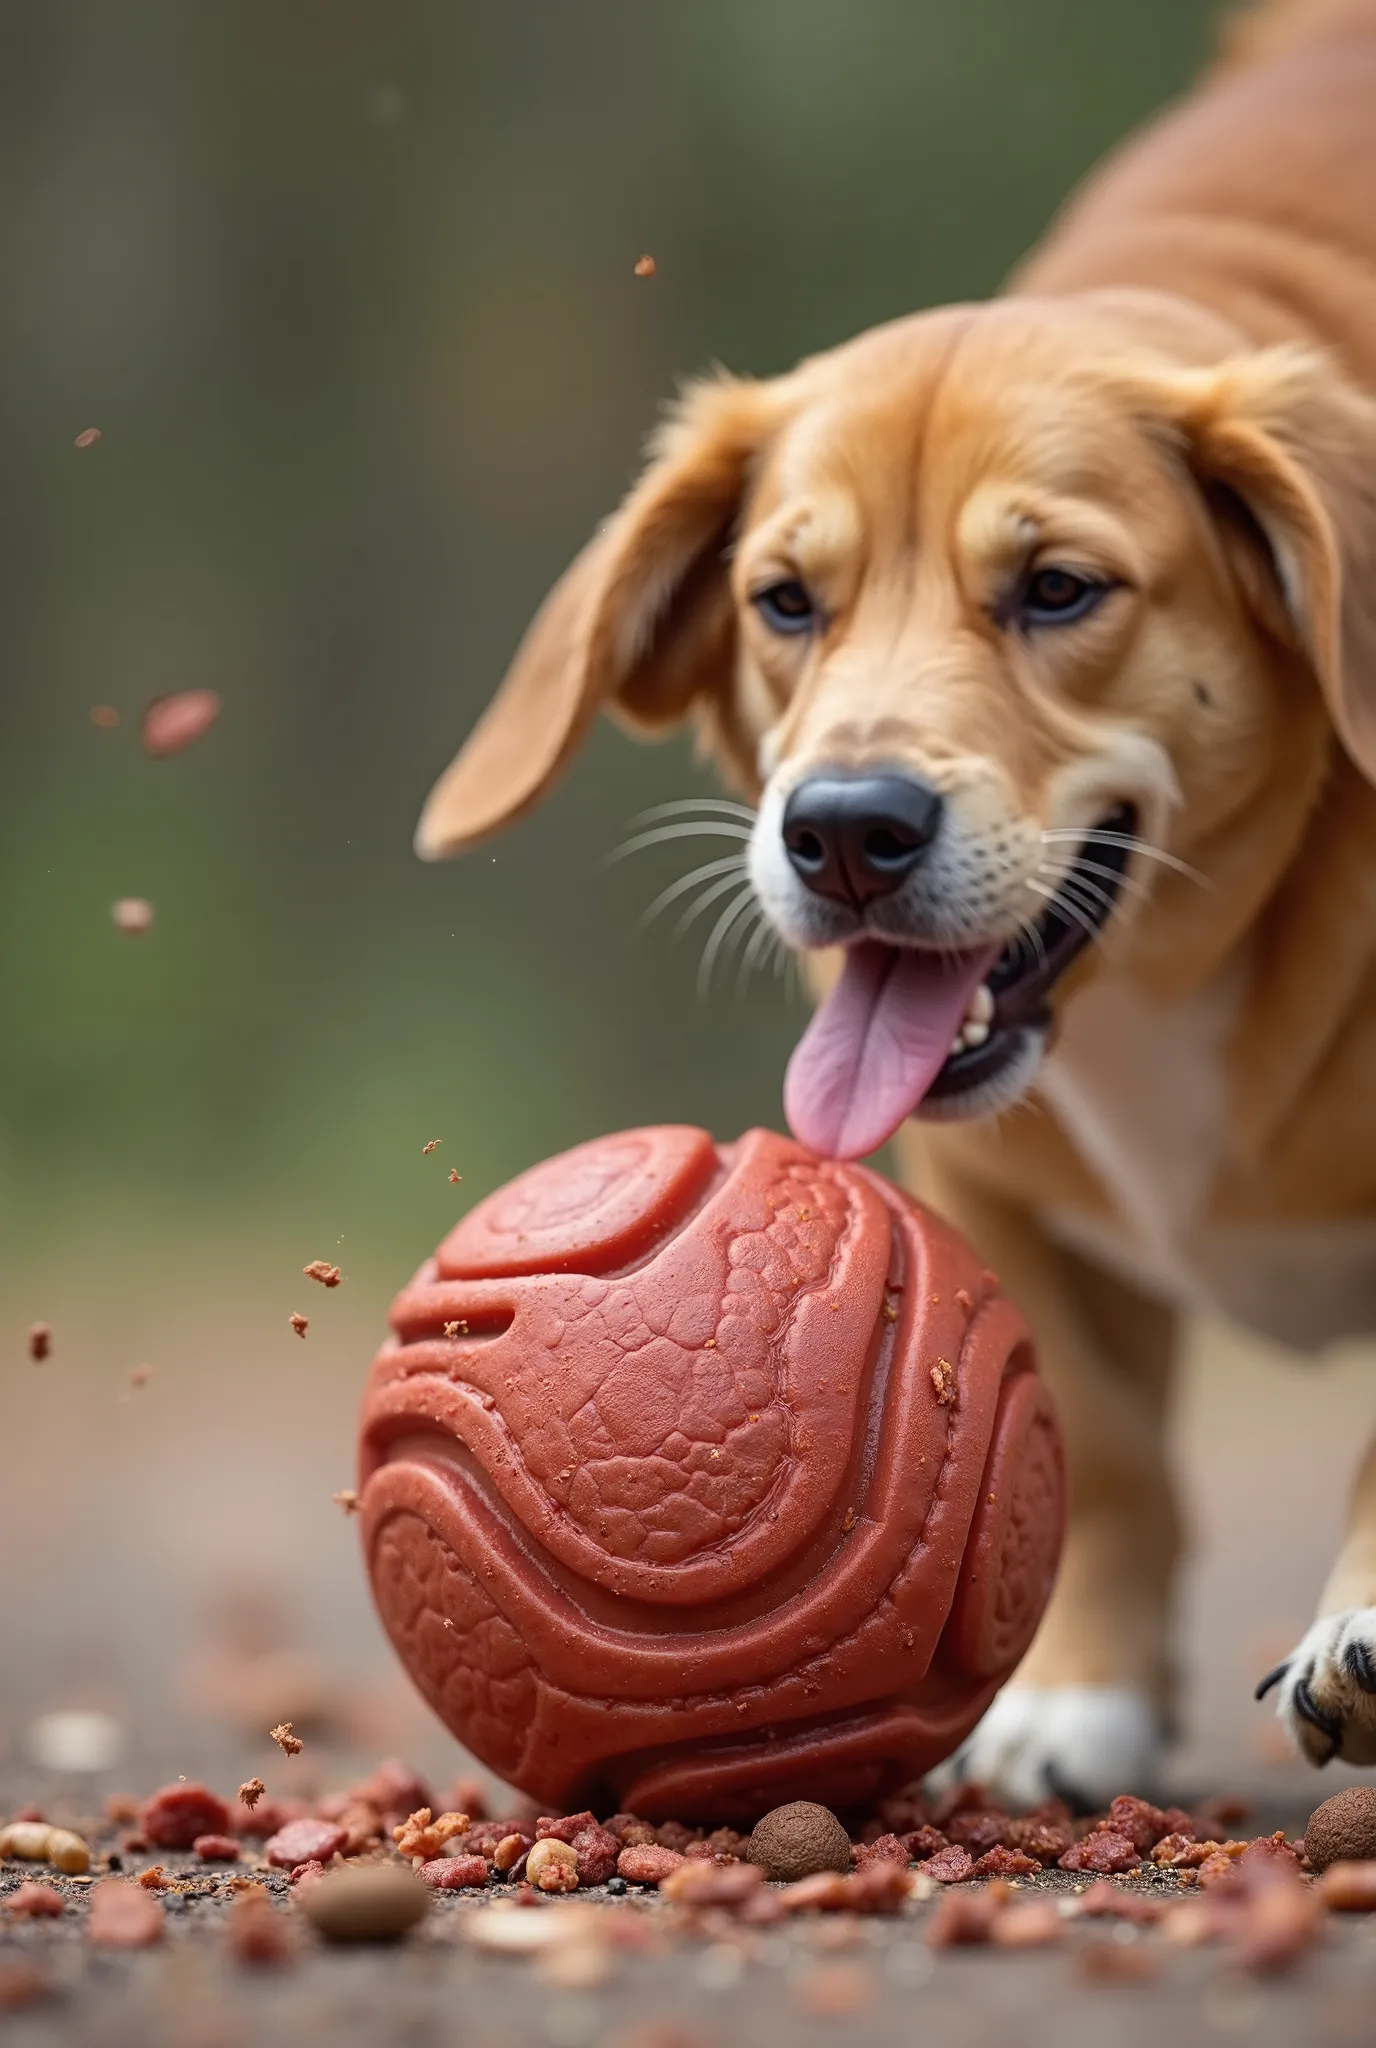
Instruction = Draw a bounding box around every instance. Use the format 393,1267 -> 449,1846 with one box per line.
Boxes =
927,1685 -> 1161,1810
1258,1607 -> 1376,1766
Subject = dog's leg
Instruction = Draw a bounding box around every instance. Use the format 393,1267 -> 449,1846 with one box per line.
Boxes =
1258,1435 -> 1376,1766
897,1140 -> 1181,1806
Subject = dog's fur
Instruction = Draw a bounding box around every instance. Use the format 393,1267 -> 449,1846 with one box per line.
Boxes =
416,0 -> 1376,1800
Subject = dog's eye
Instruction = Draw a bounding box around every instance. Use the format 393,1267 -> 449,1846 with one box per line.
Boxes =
1019,567 -> 1108,626
752,579 -> 816,635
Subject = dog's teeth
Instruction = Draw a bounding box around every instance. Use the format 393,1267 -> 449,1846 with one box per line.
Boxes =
950,1031 -> 966,1057
963,1019 -> 990,1048
969,984 -> 994,1025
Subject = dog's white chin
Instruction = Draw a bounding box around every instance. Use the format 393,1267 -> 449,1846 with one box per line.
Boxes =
913,1026 -> 1047,1124
927,1684 -> 1162,1809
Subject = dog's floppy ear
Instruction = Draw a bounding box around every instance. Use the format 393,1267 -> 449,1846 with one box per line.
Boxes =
1147,346 -> 1376,783
415,373 -> 790,859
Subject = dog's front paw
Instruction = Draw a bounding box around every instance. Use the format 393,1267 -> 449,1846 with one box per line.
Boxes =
927,1685 -> 1161,1811
1258,1608 -> 1376,1766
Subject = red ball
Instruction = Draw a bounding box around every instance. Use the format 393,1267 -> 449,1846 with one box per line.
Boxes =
358,1127 -> 1063,1821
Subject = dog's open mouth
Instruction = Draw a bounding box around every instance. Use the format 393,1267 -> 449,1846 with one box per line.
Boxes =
783,805 -> 1137,1158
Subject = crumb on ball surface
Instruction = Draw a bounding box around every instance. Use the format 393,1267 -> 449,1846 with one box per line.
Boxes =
746,1800 -> 852,1882
1305,1786 -> 1376,1871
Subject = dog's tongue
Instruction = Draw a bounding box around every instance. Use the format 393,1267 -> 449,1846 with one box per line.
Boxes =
784,939 -> 997,1158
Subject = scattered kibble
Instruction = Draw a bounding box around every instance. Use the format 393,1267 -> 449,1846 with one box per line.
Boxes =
298,1864 -> 429,1943
127,1365 -> 152,1391
89,704 -> 119,729
87,1880 -> 164,1949
332,1488 -> 361,1516
633,254 -> 657,277
448,1168 -> 462,1184
4,1884 -> 64,1920
238,1779 -> 266,1812
264,1817 -> 344,1869
270,1722 -> 303,1757
930,1357 -> 957,1405
140,1784 -> 230,1850
141,688 -> 221,759
227,1885 -> 294,1967
747,1801 -> 852,1883
27,1322 -> 51,1362
1305,1786 -> 1376,1870
422,1138 -> 441,1155
111,898 -> 154,935
73,427 -> 102,449
525,1837 -> 579,1893
303,1261 -> 341,1288
289,1312 -> 309,1338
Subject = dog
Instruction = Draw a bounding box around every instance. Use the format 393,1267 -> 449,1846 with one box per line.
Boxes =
413,0 -> 1376,1805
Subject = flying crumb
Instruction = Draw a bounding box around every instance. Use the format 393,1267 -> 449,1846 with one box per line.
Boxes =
74,427 -> 102,448
269,1723 -> 302,1758
422,1138 -> 441,1155
90,705 -> 120,729
289,1313 -> 308,1339
112,898 -> 154,936
448,1168 -> 462,1184
238,1779 -> 265,1812
27,1323 -> 51,1362
332,1489 -> 361,1517
302,1261 -> 341,1288
930,1357 -> 957,1406
141,689 -> 221,760
128,1366 -> 152,1390
633,254 -> 657,277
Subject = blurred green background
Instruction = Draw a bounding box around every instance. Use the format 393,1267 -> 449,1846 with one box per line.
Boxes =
29,0 -> 1355,1799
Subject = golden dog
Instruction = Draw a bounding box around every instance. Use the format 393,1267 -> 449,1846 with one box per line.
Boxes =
415,0 -> 1376,1802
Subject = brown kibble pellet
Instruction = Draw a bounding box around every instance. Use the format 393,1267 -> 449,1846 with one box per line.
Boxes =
74,427 -> 102,448
87,1879 -> 164,1949
112,898 -> 154,935
1305,1786 -> 1376,1871
333,1488 -> 361,1515
747,1802 -> 852,1883
633,254 -> 657,277
289,1313 -> 309,1338
303,1261 -> 341,1288
90,704 -> 120,729
27,1322 -> 51,1362
238,1778 -> 265,1812
298,1864 -> 429,1943
1318,1859 -> 1376,1911
270,1721 -> 303,1756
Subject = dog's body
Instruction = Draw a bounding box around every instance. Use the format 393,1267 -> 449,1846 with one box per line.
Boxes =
418,0 -> 1376,1801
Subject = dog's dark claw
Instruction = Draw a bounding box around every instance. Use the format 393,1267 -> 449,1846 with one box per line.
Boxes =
1344,1637 -> 1376,1693
1293,1674 -> 1342,1762
1254,1660 -> 1289,1701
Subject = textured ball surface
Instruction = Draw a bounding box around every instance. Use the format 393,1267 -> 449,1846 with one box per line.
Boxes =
1305,1787 -> 1376,1871
359,1126 -> 1063,1821
747,1801 -> 852,1881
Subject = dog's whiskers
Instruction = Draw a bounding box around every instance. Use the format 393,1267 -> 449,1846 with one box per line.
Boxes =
697,883 -> 763,997
1026,877 -> 1108,950
603,820 -> 755,868
628,797 -> 758,826
637,855 -> 748,932
675,867 -> 757,939
1039,828 -> 1208,888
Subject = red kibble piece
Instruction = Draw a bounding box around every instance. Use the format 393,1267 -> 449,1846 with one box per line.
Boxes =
992,1899 -> 1064,1948
852,1832 -> 909,1868
925,1891 -> 999,1946
27,1323 -> 51,1362
1077,1879 -> 1162,1923
112,898 -> 154,935
288,1860 -> 327,1891
1102,1794 -> 1170,1854
227,1887 -> 294,1966
5,1884 -> 64,1919
1005,1815 -> 1074,1864
140,689 -> 221,760
264,1818 -> 346,1869
842,1863 -> 912,1914
87,1880 -> 164,1949
536,1811 -> 619,1886
971,1846 -> 1040,1878
290,1314 -> 309,1339
1152,1833 -> 1214,1868
140,1783 -> 230,1850
902,1825 -> 950,1860
633,254 -> 657,277
193,1833 -> 240,1862
417,1855 -> 488,1889
947,1809 -> 1010,1857
617,1844 -> 686,1885
303,1261 -> 341,1289
916,1844 -> 975,1883
1058,1830 -> 1139,1874
73,427 -> 102,449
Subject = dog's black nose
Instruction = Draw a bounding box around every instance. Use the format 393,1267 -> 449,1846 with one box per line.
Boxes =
782,771 -> 944,906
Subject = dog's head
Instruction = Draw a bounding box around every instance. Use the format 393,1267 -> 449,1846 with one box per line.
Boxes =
417,297 -> 1376,1156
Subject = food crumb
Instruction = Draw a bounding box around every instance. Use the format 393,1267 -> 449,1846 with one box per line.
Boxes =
332,1489 -> 361,1516
449,1168 -> 462,1184
112,898 -> 155,935
238,1779 -> 266,1812
127,1365 -> 152,1390
303,1261 -> 341,1288
141,689 -> 221,759
90,704 -> 120,729
74,427 -> 102,448
422,1139 -> 441,1155
443,1320 -> 468,1338
633,254 -> 657,277
930,1357 -> 957,1405
289,1312 -> 308,1338
269,1722 -> 303,1757
27,1322 -> 51,1362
